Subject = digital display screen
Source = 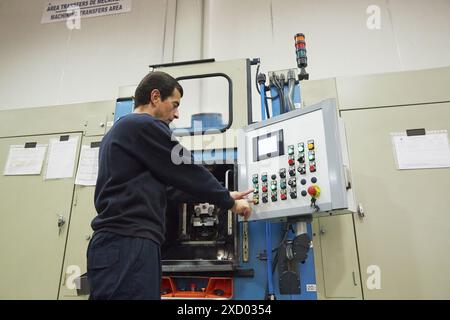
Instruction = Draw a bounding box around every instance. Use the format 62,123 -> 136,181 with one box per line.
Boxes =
253,129 -> 284,162
258,135 -> 278,157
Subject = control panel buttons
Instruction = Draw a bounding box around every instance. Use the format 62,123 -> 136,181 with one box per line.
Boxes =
251,173 -> 259,205
307,185 -> 321,197
288,145 -> 295,155
250,138 -> 321,207
290,190 -> 297,199
288,167 -> 296,177
308,139 -> 315,150
271,193 -> 278,202
297,155 -> 305,163
288,178 -> 296,187
253,193 -> 259,205
297,164 -> 306,174
261,173 -> 268,182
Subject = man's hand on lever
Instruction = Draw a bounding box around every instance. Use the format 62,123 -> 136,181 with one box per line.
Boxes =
230,188 -> 254,220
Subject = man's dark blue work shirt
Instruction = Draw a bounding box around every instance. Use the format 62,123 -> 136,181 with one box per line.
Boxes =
92,113 -> 235,245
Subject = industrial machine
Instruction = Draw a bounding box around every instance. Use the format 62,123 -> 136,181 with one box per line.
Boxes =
236,97 -> 356,297
109,33 -> 356,300
230,34 -> 353,298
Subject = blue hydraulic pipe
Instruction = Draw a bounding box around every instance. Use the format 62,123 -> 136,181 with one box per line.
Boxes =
265,221 -> 274,298
260,83 -> 267,120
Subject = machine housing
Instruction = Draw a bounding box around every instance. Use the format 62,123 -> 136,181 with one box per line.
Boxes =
238,99 -> 356,221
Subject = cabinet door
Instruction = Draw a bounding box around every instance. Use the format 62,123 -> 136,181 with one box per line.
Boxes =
314,214 -> 362,299
0,133 -> 82,299
59,136 -> 103,300
342,103 -> 450,299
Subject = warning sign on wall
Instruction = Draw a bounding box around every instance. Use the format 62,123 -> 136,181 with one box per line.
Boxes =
41,0 -> 132,24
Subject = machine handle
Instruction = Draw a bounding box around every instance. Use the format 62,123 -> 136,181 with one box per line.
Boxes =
352,271 -> 358,286
57,214 -> 66,235
224,169 -> 233,190
357,203 -> 365,218
225,169 -> 233,236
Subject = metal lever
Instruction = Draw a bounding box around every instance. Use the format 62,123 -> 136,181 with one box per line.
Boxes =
57,215 -> 66,235
243,221 -> 249,262
225,169 -> 233,236
224,169 -> 232,191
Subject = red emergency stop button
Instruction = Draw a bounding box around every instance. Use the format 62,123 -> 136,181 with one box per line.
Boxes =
288,158 -> 295,166
262,186 -> 268,193
309,164 -> 316,172
308,185 -> 321,198
281,193 -> 287,200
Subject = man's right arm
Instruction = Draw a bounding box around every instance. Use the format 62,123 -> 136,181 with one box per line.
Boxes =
134,119 -> 236,210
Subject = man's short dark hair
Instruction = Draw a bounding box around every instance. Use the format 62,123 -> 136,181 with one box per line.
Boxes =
134,71 -> 183,109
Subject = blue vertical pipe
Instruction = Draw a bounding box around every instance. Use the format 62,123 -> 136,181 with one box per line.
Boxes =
260,83 -> 267,121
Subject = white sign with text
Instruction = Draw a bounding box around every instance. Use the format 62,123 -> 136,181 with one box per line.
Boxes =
41,0 -> 132,24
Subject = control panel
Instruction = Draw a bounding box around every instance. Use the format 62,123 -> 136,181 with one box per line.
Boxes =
238,99 -> 355,221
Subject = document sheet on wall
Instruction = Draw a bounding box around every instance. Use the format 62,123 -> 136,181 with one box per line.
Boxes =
3,144 -> 47,175
44,136 -> 79,180
391,130 -> 450,170
75,145 -> 100,186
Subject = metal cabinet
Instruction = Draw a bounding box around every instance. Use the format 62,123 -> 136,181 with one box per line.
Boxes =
341,102 -> 450,299
58,135 -> 103,300
312,213 -> 362,299
0,133 -> 82,299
